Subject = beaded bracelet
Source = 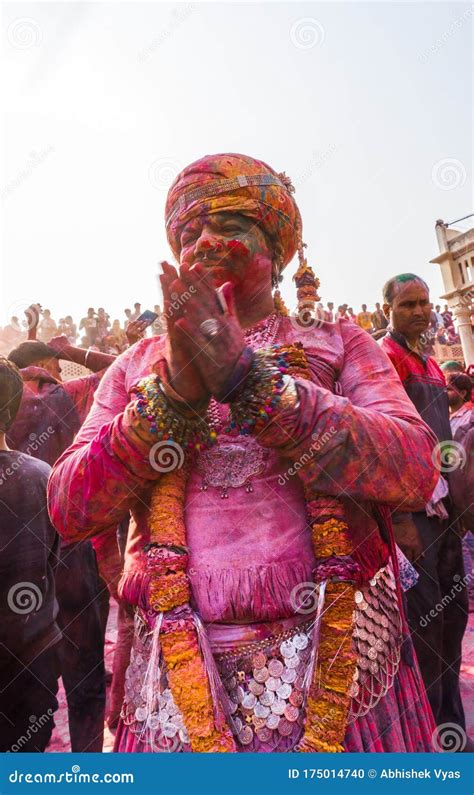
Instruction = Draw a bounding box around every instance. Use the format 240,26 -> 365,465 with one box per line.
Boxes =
228,344 -> 299,435
134,375 -> 216,451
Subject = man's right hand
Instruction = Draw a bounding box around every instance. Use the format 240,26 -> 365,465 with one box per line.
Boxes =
160,261 -> 210,408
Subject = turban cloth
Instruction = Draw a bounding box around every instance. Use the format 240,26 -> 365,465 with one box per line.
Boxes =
165,153 -> 302,270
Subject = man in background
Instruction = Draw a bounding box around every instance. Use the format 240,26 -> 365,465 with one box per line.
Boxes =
372,301 -> 388,332
7,334 -> 115,752
0,358 -> 60,752
381,273 -> 469,744
357,303 -> 373,333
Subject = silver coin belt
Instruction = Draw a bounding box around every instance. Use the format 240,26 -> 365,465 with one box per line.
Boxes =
121,615 -> 192,752
348,564 -> 402,722
214,620 -> 314,748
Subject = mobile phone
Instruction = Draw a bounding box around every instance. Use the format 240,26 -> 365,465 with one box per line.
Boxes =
136,310 -> 159,328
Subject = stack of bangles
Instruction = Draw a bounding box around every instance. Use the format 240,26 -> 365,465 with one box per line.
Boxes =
133,344 -> 299,451
228,345 -> 299,434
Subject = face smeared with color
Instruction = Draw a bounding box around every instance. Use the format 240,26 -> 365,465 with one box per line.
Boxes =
179,211 -> 274,307
383,280 -> 431,341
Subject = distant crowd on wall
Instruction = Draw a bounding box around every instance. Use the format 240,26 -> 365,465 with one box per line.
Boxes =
0,303 -> 166,357
0,299 -> 470,359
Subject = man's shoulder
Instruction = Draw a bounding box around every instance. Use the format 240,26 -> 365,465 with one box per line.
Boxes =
0,450 -> 51,479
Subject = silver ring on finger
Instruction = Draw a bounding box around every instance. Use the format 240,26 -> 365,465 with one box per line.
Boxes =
199,319 -> 220,339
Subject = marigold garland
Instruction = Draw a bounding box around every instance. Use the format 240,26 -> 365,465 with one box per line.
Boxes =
143,342 -> 358,753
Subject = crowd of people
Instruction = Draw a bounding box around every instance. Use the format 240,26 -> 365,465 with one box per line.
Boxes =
0,299 -> 465,360
0,152 -> 473,758
0,303 -> 166,357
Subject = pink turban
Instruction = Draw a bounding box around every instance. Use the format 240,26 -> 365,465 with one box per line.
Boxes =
165,153 -> 302,270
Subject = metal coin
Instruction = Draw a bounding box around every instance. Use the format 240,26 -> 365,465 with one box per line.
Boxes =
163,722 -> 178,738
348,681 -> 360,698
293,633 -> 309,650
167,702 -> 179,716
266,676 -> 281,692
252,716 -> 267,730
359,600 -> 369,611
248,679 -> 265,697
268,659 -> 284,677
277,683 -> 292,700
284,704 -> 299,722
369,577 -> 377,587
289,690 -> 304,707
266,713 -> 280,730
241,706 -> 254,717
278,718 -> 293,736
254,703 -> 270,719
367,633 -> 377,646
242,693 -> 257,710
271,699 -> 286,716
232,717 -> 243,733
226,675 -> 237,690
375,639 -> 384,653
355,591 -> 364,604
285,654 -> 300,669
159,710 -> 170,723
259,690 -> 275,707
253,666 -> 269,683
281,667 -> 297,684
358,628 -> 368,641
352,667 -> 359,682
238,726 -> 254,745
280,639 -> 296,658
256,726 -> 273,742
366,607 -> 375,619
135,707 -> 147,722
252,651 -> 267,669
359,657 -> 370,670
235,685 -> 245,703
368,647 -> 378,660
179,728 -> 190,744
369,660 -> 379,675
147,713 -> 161,731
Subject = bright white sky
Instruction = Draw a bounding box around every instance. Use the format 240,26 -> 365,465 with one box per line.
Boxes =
1,1 -> 472,327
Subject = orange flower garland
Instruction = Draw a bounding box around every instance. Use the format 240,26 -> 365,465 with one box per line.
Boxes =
147,468 -> 236,752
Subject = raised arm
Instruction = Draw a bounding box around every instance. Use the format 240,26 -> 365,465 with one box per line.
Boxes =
257,321 -> 438,510
47,342 -> 165,543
